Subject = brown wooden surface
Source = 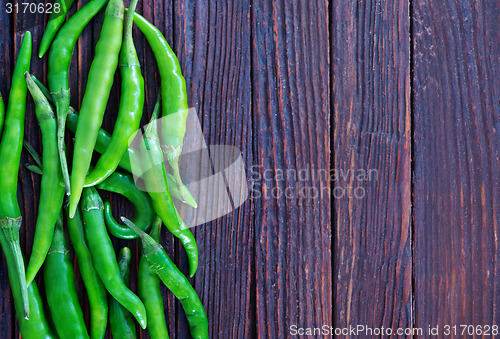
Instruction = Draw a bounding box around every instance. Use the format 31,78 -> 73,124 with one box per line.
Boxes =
0,0 -> 332,338
413,0 -> 500,333
2,0 -> 500,338
332,0 -> 412,335
332,0 -> 499,337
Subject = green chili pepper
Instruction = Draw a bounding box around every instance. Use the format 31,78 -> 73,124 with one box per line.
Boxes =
124,217 -> 208,339
138,216 -> 170,339
67,207 -> 108,339
0,32 -> 32,319
131,11 -> 197,208
67,108 -> 186,204
0,136 -> 52,339
0,230 -> 55,338
38,0 -> 75,58
141,96 -> 198,277
67,108 -> 139,172
44,214 -> 89,339
69,0 -> 125,218
48,0 -> 109,195
24,73 -> 66,287
0,94 -> 5,135
81,187 -> 147,329
84,0 -> 144,187
3,135 -> 55,339
30,75 -> 52,104
109,247 -> 137,339
25,76 -> 189,205
97,170 -> 154,239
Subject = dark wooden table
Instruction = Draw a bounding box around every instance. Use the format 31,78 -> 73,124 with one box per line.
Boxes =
1,0 -> 500,338
334,0 -> 500,337
1,0 -> 331,338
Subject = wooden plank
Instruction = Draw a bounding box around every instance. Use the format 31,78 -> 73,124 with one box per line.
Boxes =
332,0 -> 412,334
252,0 -> 331,337
174,0 -> 256,337
413,0 -> 500,330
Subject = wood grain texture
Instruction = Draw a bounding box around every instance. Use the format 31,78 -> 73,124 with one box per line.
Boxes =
413,0 -> 500,330
332,0 -> 412,334
0,0 -> 332,338
174,0 -> 256,338
251,0 -> 331,337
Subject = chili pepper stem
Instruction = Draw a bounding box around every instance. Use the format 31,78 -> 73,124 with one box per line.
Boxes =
23,139 -> 43,169
121,217 -> 161,255
23,141 -> 43,175
25,164 -> 43,174
31,75 -> 53,104
168,155 -> 198,208
0,216 -> 29,319
53,89 -> 71,196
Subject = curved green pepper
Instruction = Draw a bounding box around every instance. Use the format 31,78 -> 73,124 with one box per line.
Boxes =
81,187 -> 147,329
97,170 -> 154,239
125,218 -> 208,339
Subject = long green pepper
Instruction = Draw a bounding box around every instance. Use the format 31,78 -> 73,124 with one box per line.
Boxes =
0,101 -> 54,338
24,74 -> 66,287
69,0 -> 125,218
132,11 -> 197,208
138,216 -> 170,339
48,0 -> 109,195
141,97 -> 198,277
109,247 -> 137,339
67,207 -> 108,339
84,0 -> 144,187
38,0 -> 75,58
0,231 -> 55,338
124,218 -> 208,339
44,215 -> 89,339
81,187 -> 147,329
97,170 -> 154,239
0,32 -> 32,319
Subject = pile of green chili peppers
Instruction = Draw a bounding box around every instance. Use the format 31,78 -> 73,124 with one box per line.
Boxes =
0,0 -> 208,338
